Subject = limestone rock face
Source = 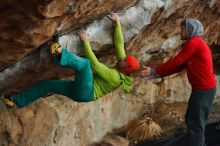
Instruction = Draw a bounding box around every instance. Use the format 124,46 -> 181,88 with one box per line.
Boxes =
0,0 -> 220,146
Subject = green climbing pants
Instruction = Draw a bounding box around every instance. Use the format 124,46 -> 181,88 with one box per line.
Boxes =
13,49 -> 94,108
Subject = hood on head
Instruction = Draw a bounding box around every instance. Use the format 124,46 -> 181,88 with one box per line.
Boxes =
186,19 -> 204,39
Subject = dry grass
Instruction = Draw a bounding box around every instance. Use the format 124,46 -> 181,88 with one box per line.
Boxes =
126,115 -> 162,143
157,110 -> 184,127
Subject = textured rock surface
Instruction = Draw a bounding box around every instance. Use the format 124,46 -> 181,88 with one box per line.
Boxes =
0,0 -> 220,146
0,0 -> 137,67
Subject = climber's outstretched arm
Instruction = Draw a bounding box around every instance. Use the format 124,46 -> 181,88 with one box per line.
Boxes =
78,30 -> 100,66
108,14 -> 126,61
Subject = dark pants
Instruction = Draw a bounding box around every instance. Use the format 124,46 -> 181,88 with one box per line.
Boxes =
166,87 -> 216,146
185,87 -> 216,146
12,49 -> 94,108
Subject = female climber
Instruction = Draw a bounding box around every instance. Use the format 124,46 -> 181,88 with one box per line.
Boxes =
0,14 -> 140,108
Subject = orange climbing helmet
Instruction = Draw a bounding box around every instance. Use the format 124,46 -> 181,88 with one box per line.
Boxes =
124,55 -> 140,74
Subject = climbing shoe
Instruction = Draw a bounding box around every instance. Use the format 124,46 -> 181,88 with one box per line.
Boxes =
0,96 -> 15,107
50,42 -> 61,54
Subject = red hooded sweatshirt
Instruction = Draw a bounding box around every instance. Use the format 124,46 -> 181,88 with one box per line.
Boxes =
155,36 -> 216,90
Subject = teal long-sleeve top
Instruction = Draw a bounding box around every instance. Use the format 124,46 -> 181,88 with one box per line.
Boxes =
83,21 -> 133,100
